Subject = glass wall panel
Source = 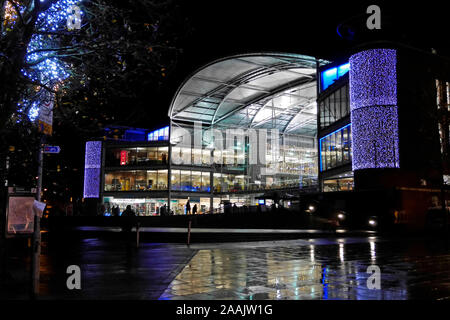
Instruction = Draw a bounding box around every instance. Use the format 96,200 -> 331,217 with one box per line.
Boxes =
104,170 -> 169,191
157,169 -> 168,190
343,126 -> 350,162
330,92 -> 337,123
319,84 -> 350,129
202,149 -> 211,166
158,147 -> 169,164
104,171 -> 135,191
191,171 -> 202,192
336,128 -> 342,164
330,133 -> 336,168
213,173 -> 222,192
335,88 -> 341,120
191,148 -> 202,165
201,172 -> 210,192
319,125 -> 352,172
145,147 -> 158,164
103,197 -> 168,216
146,170 -> 157,190
105,147 -> 169,167
135,171 -> 147,190
171,169 -> 180,191
323,177 -> 354,192
180,170 -> 191,191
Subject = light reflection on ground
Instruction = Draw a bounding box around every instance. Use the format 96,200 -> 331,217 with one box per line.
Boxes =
160,237 -> 450,300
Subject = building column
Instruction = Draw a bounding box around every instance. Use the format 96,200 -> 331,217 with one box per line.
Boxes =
168,119 -> 173,213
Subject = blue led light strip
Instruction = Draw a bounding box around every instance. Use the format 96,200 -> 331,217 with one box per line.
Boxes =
83,141 -> 102,198
349,48 -> 399,170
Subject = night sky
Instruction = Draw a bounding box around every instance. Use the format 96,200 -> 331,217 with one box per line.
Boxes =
153,0 -> 449,128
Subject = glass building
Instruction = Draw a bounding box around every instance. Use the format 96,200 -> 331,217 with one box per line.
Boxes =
84,53 -> 328,215
83,48 -> 450,220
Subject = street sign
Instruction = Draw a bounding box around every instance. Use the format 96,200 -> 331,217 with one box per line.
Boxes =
43,145 -> 60,154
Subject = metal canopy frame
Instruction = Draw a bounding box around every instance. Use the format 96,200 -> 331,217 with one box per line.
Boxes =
168,53 -> 328,135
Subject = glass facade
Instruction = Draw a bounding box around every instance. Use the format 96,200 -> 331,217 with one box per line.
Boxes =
319,83 -> 349,129
104,170 -> 168,191
105,146 -> 169,167
323,176 -> 354,192
86,54 -> 331,213
320,124 -> 352,172
171,170 -> 211,192
103,197 -> 168,216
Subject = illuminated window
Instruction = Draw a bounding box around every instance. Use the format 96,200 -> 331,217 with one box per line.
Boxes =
321,62 -> 350,91
319,124 -> 352,172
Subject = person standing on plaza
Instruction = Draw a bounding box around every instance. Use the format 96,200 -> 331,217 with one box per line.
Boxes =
121,205 -> 137,243
192,204 -> 197,215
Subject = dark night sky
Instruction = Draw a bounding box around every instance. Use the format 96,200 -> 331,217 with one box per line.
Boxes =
146,0 -> 449,130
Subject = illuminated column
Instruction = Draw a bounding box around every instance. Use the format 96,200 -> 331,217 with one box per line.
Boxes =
350,48 -> 399,170
83,141 -> 102,198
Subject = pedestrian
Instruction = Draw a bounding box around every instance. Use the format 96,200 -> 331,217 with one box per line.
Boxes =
121,205 -> 136,232
186,200 -> 191,215
192,204 -> 197,215
99,204 -> 105,216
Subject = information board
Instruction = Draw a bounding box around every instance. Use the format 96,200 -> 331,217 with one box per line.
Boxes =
6,196 -> 36,236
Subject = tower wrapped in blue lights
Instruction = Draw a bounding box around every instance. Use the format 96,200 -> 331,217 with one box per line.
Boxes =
349,48 -> 399,170
83,141 -> 102,198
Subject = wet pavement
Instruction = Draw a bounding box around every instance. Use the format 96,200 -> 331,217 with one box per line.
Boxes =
161,237 -> 450,300
2,235 -> 450,300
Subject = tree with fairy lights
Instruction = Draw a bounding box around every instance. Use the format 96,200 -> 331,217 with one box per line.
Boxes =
0,0 -> 186,216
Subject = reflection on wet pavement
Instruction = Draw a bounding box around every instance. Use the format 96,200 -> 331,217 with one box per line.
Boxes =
160,237 -> 450,300
38,238 -> 197,300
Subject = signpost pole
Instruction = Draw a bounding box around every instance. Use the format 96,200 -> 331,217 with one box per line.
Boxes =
31,140 -> 43,299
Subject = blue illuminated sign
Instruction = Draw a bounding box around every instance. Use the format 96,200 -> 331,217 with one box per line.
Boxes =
321,62 -> 350,91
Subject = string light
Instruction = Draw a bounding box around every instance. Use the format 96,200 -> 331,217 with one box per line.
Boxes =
349,48 -> 399,170
20,1 -> 83,120
83,141 -> 102,198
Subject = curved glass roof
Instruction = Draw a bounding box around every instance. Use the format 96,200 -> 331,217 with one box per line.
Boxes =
169,53 -> 328,135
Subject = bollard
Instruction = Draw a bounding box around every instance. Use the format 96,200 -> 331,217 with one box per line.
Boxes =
31,213 -> 41,299
187,219 -> 192,245
136,224 -> 140,248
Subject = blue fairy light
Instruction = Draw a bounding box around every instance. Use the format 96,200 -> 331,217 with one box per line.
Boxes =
20,0 -> 83,120
83,141 -> 102,198
349,48 -> 399,170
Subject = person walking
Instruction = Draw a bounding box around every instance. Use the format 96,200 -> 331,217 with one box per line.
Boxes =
192,204 -> 198,215
121,205 -> 137,243
112,205 -> 120,217
186,200 -> 191,215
